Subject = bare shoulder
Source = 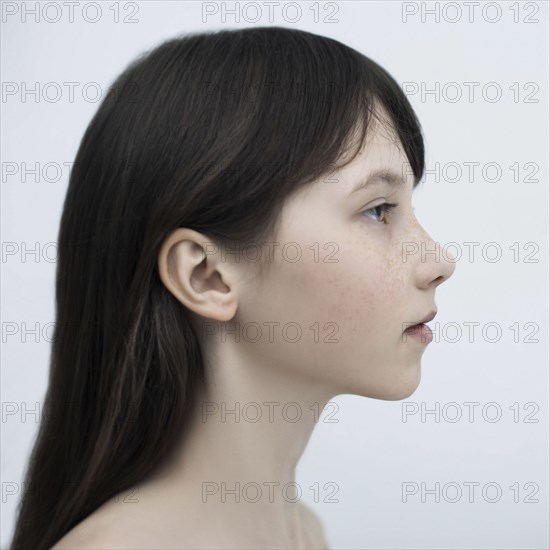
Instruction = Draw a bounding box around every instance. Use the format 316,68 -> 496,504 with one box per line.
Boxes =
52,527 -> 116,550
298,500 -> 329,549
51,497 -> 329,549
52,521 -> 154,550
51,500 -> 131,549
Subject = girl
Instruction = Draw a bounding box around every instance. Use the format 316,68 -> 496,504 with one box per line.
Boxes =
11,26 -> 455,549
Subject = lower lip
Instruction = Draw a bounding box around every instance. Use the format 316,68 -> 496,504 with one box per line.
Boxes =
403,323 -> 433,344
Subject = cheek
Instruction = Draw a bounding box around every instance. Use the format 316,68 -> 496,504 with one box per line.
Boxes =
258,237 -> 403,354
315,240 -> 404,332
236,235 -> 414,394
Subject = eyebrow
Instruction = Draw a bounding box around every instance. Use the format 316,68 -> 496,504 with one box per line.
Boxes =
349,168 -> 414,195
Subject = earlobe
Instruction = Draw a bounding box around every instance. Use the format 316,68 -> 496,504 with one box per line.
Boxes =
157,228 -> 239,322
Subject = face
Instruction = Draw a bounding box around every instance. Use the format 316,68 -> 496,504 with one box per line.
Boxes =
232,117 -> 456,401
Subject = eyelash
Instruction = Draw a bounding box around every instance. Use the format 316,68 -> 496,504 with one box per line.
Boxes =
362,202 -> 399,225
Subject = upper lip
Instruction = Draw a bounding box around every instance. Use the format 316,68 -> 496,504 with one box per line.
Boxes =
415,310 -> 437,325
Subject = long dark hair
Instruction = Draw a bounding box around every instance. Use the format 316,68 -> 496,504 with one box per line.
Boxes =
10,26 -> 425,549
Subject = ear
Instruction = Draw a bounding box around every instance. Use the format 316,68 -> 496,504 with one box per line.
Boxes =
157,228 -> 239,321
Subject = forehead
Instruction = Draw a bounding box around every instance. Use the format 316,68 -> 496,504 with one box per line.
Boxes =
339,120 -> 411,190
360,136 -> 406,173
279,111 -> 414,215
335,107 -> 410,176
360,114 -> 407,164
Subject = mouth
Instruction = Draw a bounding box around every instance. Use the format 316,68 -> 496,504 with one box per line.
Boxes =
415,310 -> 437,325
403,310 -> 437,344
403,323 -> 433,343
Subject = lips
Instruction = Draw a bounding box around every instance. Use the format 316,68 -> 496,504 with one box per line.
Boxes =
415,310 -> 437,326
403,322 -> 434,343
404,310 -> 437,331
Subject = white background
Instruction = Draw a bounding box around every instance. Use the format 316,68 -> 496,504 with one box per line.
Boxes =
1,1 -> 549,548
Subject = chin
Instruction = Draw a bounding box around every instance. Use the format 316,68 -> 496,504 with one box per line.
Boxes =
383,383 -> 421,401
346,368 -> 422,401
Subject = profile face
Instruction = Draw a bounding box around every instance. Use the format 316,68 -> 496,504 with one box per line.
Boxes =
224,115 -> 456,401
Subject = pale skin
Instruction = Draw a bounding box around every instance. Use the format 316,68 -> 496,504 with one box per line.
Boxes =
52,115 -> 456,549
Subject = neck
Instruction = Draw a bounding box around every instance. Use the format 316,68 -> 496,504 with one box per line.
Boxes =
138,340 -> 336,546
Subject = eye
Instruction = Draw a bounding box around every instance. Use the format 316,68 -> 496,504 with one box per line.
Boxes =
362,202 -> 398,224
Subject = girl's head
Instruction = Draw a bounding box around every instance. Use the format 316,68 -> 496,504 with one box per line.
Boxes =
152,27 -> 454,402
159,106 -> 455,405
11,26 -> 454,550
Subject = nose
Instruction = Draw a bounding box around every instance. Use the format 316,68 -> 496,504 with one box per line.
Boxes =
408,223 -> 456,290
